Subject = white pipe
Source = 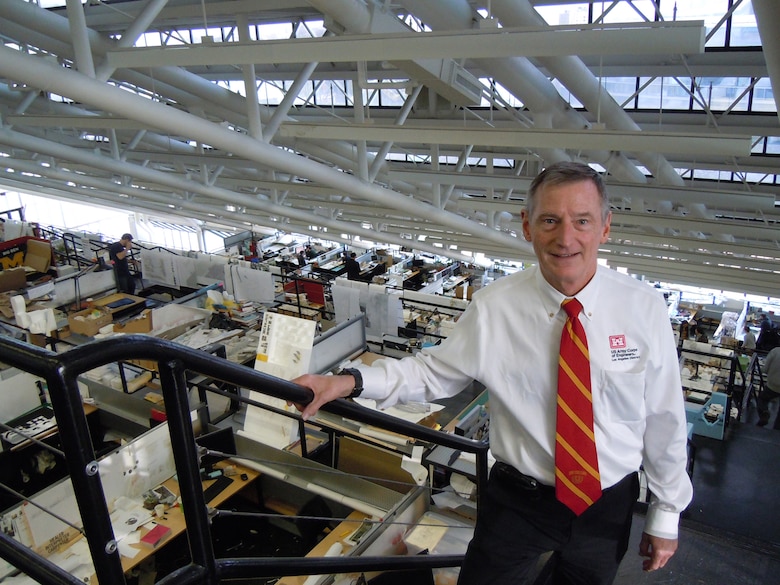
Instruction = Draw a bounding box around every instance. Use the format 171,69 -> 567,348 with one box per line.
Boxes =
65,0 -> 95,78
0,134 -> 504,261
306,0 -> 373,33
237,13 -> 264,141
753,0 -> 780,125
490,0 -> 684,186
0,0 -> 397,197
397,0 -> 649,183
95,0 -> 170,81
0,45 -> 526,253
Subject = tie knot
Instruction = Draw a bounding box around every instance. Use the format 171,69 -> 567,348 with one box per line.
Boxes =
562,297 -> 583,320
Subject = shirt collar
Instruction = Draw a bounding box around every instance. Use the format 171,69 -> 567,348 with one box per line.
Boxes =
535,265 -> 602,322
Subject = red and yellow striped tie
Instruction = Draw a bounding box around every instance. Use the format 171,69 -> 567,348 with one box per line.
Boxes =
556,298 -> 602,515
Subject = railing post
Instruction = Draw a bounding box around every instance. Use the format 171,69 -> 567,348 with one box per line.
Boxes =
157,359 -> 217,584
47,369 -> 126,585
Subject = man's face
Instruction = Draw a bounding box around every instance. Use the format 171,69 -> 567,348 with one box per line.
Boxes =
521,179 -> 611,297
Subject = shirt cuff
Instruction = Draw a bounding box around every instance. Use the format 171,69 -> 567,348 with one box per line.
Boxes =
355,366 -> 382,397
644,503 -> 680,539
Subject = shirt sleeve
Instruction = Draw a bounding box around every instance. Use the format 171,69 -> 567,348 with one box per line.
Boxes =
357,299 -> 485,409
641,299 -> 694,539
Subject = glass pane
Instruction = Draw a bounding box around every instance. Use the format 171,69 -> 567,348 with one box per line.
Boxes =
730,2 -> 760,47
315,80 -> 347,106
551,79 -> 583,108
138,32 -> 162,48
602,77 -> 638,107
257,22 -> 292,41
595,0 -> 658,23
296,82 -> 315,106
752,78 -> 776,113
766,136 -> 780,155
692,169 -> 721,180
295,20 -> 327,39
636,77 -> 692,110
258,81 -> 285,106
745,172 -> 773,184
491,81 -> 525,108
535,3 -> 590,25
659,0 -> 730,47
379,87 -> 406,107
365,88 -> 380,107
692,78 -> 750,112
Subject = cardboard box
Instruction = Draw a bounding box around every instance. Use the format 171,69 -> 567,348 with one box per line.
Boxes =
455,285 -> 474,300
68,308 -> 113,337
0,267 -> 27,293
113,309 -> 153,334
129,358 -> 158,372
23,239 -> 52,274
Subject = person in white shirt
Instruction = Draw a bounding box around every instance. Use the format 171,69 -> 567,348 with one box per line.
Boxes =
742,324 -> 757,355
294,162 -> 693,585
756,345 -> 780,428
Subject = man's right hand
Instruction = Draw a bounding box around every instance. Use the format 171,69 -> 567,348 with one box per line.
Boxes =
291,373 -> 356,420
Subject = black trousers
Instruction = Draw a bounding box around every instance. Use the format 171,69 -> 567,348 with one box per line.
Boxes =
457,463 -> 639,585
757,386 -> 780,429
114,268 -> 135,295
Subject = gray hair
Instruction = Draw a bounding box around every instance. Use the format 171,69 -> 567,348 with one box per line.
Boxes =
526,162 -> 610,221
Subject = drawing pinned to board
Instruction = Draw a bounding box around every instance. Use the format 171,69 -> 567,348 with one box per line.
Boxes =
242,312 -> 317,449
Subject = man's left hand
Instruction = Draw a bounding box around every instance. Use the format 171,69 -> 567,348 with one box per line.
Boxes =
638,532 -> 677,571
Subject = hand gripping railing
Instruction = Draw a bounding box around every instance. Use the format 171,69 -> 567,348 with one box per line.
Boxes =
0,334 -> 488,585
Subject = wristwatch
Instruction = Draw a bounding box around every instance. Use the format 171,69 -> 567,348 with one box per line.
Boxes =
338,368 -> 364,398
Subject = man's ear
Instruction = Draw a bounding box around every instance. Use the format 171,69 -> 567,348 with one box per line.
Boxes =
521,210 -> 532,241
600,211 -> 612,243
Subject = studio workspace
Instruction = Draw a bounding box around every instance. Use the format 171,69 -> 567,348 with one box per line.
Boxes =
0,309 -> 490,585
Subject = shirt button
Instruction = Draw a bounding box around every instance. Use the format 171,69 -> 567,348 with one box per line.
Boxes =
549,312 -> 554,318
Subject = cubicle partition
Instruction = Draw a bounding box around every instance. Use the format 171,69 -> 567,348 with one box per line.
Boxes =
0,330 -> 487,585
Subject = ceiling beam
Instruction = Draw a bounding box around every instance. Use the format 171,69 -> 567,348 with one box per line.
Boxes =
277,122 -> 751,157
392,171 -> 776,212
104,21 -> 705,68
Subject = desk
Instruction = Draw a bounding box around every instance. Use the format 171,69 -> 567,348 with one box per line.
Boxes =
276,510 -> 369,585
442,274 -> 469,292
0,403 -> 100,513
276,303 -> 322,322
89,460 -> 260,582
1,402 -> 98,451
124,461 -> 259,570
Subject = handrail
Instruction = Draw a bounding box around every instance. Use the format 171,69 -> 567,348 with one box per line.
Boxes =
0,334 -> 486,585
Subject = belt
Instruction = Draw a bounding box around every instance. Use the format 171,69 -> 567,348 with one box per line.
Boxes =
492,461 -> 553,493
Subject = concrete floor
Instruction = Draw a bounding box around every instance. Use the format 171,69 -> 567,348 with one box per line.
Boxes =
614,408 -> 780,585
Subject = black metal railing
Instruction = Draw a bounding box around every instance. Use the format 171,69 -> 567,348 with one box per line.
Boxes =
0,334 -> 487,585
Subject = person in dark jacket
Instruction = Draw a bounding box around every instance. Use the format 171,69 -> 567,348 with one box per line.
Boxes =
345,252 -> 361,280
108,233 -> 135,294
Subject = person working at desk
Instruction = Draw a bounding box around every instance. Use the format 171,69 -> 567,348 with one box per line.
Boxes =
108,233 -> 136,294
294,162 -> 692,585
345,252 -> 361,280
756,345 -> 780,428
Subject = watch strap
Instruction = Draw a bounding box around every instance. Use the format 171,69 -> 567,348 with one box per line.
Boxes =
338,368 -> 364,398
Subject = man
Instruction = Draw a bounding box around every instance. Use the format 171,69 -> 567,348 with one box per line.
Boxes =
741,324 -> 756,355
344,252 -> 361,280
756,345 -> 780,428
294,162 -> 692,584
108,233 -> 136,294
757,312 -> 779,351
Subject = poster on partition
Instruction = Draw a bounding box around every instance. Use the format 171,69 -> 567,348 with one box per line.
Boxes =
243,312 -> 316,449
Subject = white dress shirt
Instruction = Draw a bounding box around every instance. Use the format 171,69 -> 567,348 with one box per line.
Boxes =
359,265 -> 693,539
